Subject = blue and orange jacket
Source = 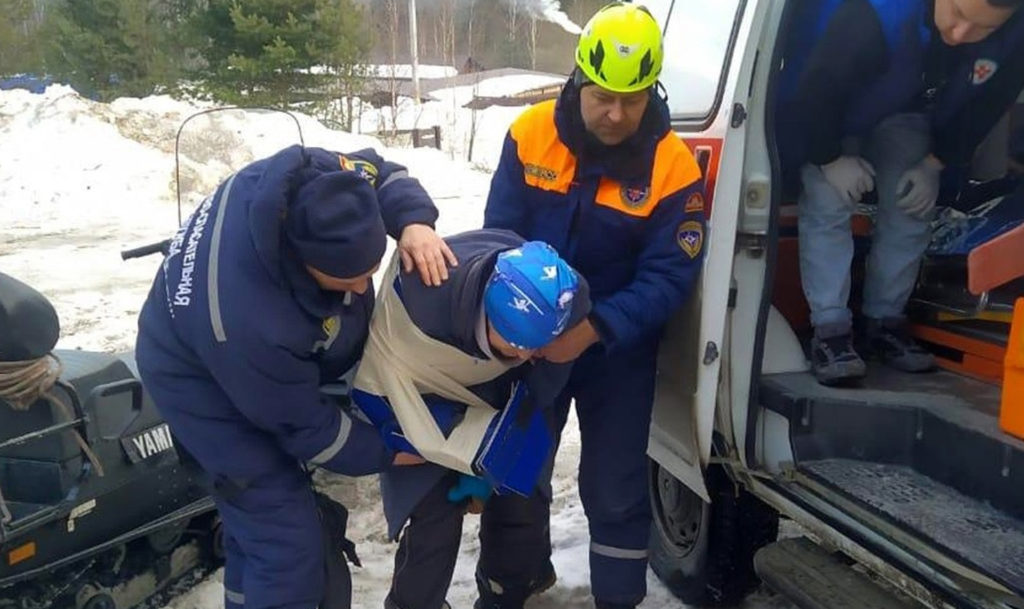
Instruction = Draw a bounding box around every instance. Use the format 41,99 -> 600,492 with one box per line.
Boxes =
484,82 -> 706,353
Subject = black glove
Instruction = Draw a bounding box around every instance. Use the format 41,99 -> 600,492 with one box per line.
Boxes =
315,491 -> 361,567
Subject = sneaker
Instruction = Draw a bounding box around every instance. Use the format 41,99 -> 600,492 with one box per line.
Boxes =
474,561 -> 556,609
863,318 -> 936,373
811,330 -> 867,386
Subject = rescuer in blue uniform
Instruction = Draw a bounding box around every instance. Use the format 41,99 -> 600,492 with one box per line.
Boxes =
135,144 -> 454,609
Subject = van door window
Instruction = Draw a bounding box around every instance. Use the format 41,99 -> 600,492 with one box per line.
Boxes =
642,0 -> 744,123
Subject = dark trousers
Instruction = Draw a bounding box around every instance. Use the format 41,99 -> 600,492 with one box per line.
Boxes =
388,473 -> 551,609
390,346 -> 657,608
476,347 -> 658,607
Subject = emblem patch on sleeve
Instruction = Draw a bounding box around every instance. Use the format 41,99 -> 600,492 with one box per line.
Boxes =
677,220 -> 704,259
972,59 -> 998,85
684,192 -> 705,214
338,155 -> 379,186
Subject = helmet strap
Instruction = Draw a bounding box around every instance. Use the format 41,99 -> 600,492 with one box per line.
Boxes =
571,66 -> 592,89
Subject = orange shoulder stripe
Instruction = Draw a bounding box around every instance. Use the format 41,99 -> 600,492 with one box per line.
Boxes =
509,100 -> 576,195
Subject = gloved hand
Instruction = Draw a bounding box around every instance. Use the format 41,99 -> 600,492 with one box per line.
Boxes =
447,474 -> 492,514
897,155 -> 943,219
820,156 -> 876,203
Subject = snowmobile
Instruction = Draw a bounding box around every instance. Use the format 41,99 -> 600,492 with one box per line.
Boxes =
0,271 -> 219,609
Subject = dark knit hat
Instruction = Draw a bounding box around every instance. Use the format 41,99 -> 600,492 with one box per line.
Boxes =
285,169 -> 387,279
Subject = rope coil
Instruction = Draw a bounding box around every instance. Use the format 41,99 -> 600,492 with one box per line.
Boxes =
0,355 -> 62,410
0,354 -> 104,477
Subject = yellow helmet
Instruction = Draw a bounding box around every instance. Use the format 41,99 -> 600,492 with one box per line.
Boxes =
575,3 -> 664,93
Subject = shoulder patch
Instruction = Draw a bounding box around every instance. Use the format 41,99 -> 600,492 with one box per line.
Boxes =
684,192 -> 705,214
677,220 -> 704,259
339,155 -> 378,186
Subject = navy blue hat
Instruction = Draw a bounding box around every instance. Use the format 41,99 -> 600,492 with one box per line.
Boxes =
484,241 -> 579,350
285,169 -> 386,278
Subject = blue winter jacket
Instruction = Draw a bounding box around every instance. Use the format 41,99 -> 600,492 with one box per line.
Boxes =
135,145 -> 438,483
484,82 -> 706,354
777,0 -> 931,169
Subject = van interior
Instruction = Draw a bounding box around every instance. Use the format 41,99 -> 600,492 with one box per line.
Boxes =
757,23 -> 1024,599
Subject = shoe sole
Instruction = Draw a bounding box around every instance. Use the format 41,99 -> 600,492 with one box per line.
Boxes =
531,570 -> 557,597
472,571 -> 557,609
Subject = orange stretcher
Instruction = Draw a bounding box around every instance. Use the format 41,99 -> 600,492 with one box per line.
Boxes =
1001,298 -> 1024,440
968,224 -> 1024,296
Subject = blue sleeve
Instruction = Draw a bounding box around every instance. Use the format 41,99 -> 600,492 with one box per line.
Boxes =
483,133 -> 529,234
204,337 -> 393,476
348,148 -> 439,238
589,182 -> 707,352
790,0 -> 887,164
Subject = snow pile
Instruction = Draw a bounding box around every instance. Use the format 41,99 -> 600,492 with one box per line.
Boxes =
0,84 -> 787,609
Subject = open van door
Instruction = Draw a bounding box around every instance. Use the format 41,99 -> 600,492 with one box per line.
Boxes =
644,1 -> 787,605
646,0 -> 771,502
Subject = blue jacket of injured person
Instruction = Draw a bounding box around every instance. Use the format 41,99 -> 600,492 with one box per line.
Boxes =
350,228 -> 591,539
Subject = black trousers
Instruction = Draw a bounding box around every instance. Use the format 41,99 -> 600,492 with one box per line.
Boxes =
387,472 -> 551,609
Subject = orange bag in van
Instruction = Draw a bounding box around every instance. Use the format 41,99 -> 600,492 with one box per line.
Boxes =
1001,298 -> 1024,440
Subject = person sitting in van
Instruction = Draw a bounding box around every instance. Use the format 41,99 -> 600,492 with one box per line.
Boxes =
348,231 -> 590,609
778,0 -> 1024,385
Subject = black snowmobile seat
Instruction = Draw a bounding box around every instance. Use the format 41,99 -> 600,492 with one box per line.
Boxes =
0,271 -> 137,505
0,271 -> 60,362
1,350 -> 132,457
1,350 -> 135,506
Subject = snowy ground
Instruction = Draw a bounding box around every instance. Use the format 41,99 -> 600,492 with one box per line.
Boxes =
0,86 -> 792,609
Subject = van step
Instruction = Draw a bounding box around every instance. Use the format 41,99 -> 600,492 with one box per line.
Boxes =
754,537 -> 920,609
803,459 -> 1024,596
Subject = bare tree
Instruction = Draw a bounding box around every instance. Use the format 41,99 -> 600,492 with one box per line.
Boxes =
529,16 -> 537,70
467,73 -> 482,163
384,0 -> 401,138
506,0 -> 518,43
438,0 -> 456,68
465,0 -> 476,65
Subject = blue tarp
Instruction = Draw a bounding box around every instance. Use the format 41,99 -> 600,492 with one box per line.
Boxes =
0,74 -> 53,94
930,182 -> 1024,255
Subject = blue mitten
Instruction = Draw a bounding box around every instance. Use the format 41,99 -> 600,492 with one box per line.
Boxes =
447,474 -> 493,505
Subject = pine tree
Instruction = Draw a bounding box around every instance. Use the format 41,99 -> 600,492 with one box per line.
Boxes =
196,0 -> 323,107
309,0 -> 372,131
45,0 -> 182,101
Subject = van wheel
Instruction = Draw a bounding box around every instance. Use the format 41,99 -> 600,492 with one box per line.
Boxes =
649,460 -> 779,606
